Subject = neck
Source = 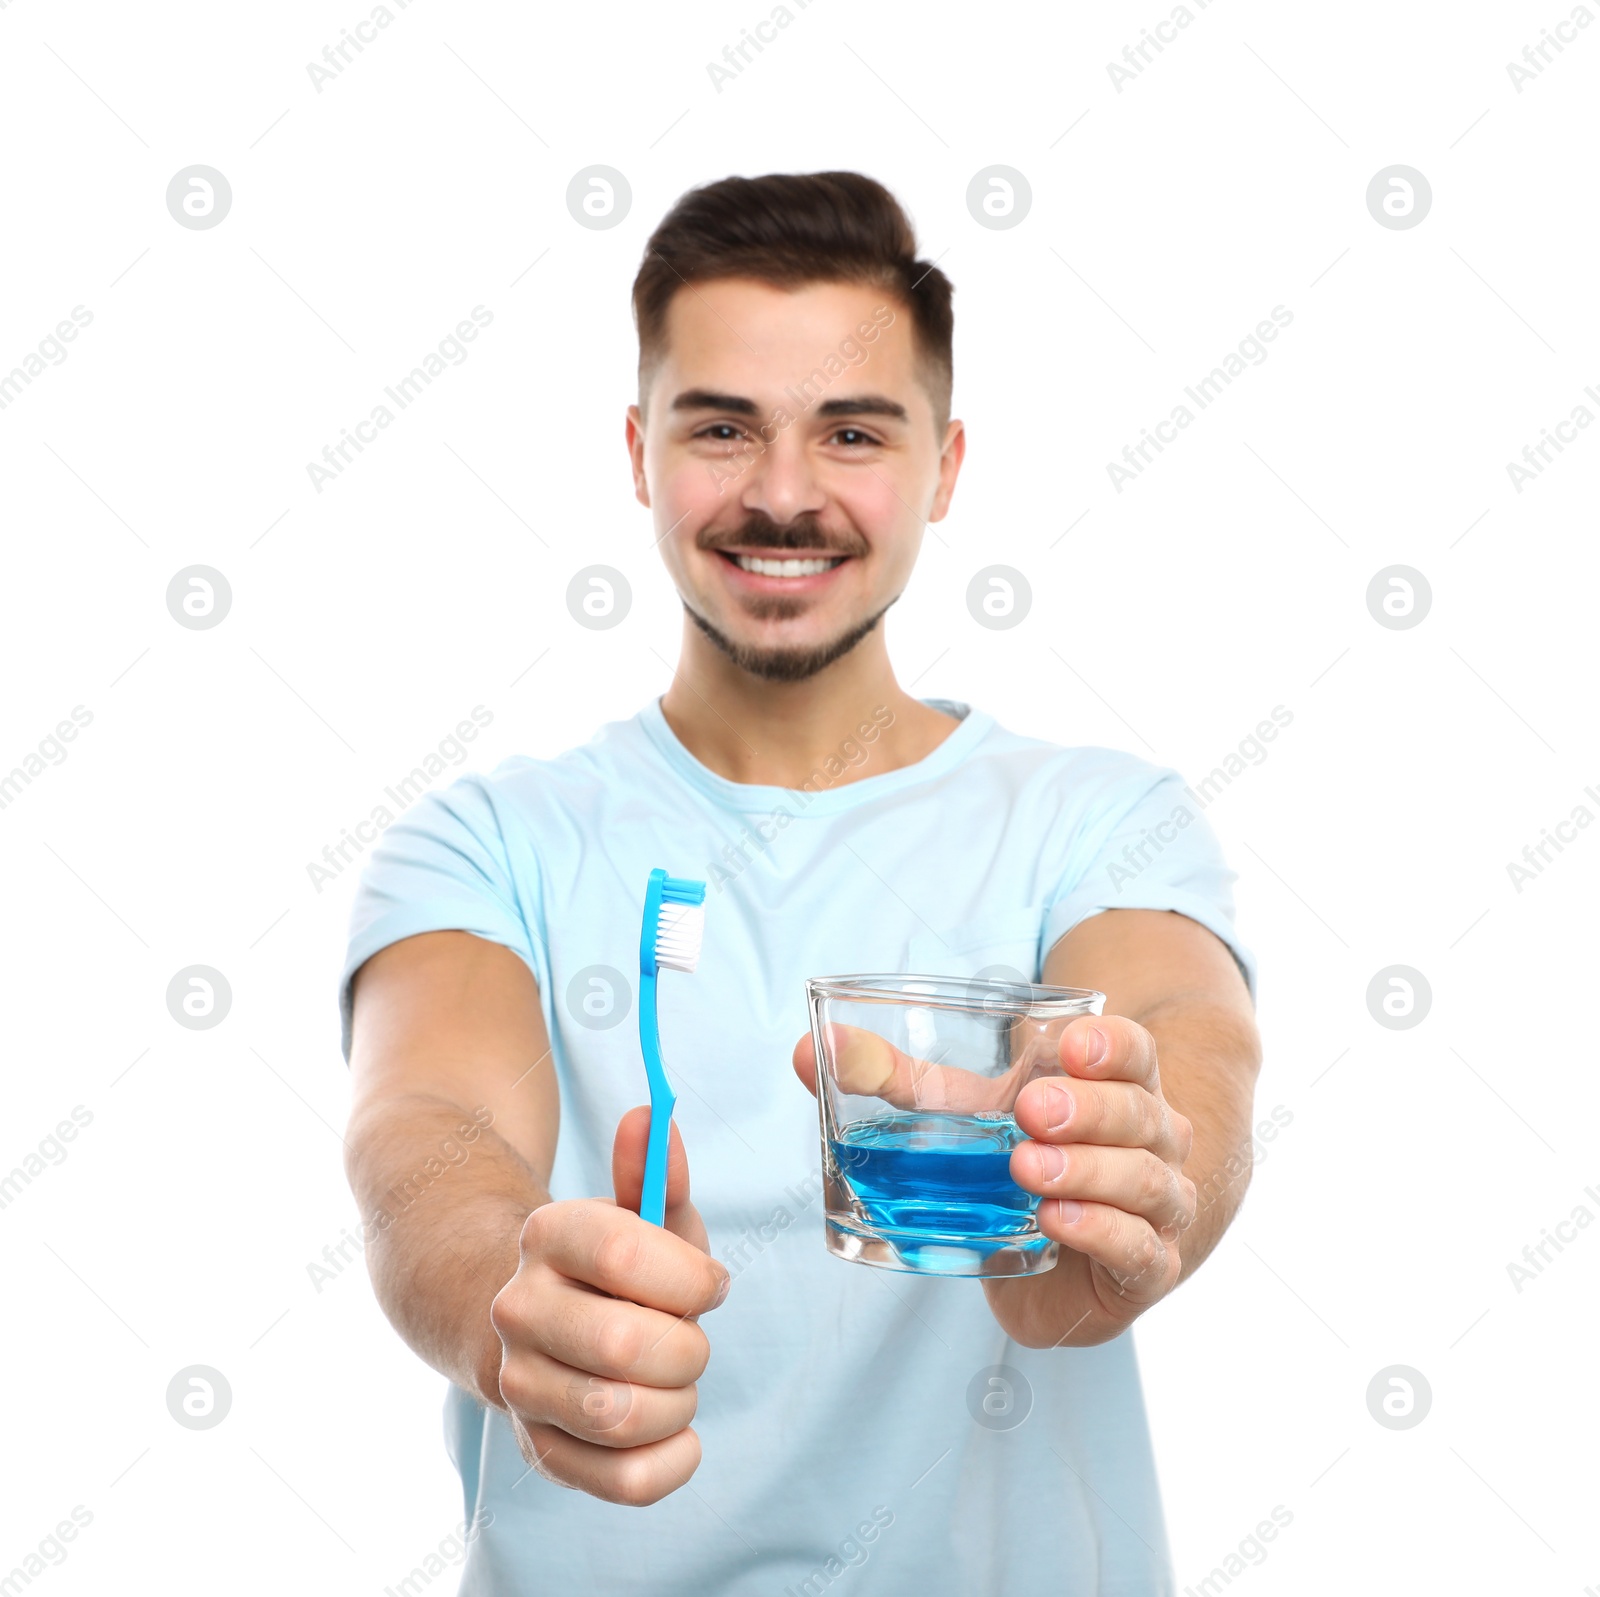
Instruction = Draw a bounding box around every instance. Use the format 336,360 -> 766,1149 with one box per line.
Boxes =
657,614 -> 961,788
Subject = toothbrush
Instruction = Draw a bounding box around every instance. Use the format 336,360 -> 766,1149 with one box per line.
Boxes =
637,868 -> 707,1227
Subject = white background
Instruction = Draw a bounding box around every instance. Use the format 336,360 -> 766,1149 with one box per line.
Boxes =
1,1 -> 1595,1592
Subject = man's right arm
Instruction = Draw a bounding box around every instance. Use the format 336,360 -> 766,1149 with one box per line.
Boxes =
345,929 -> 556,1410
344,928 -> 730,1506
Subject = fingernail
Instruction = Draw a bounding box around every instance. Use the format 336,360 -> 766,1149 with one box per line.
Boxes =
713,1271 -> 731,1308
1053,1200 -> 1084,1224
1084,1027 -> 1107,1068
1044,1084 -> 1074,1131
1037,1144 -> 1066,1182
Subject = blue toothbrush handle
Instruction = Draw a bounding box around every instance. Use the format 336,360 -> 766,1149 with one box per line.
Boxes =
638,966 -> 674,1227
641,1095 -> 672,1228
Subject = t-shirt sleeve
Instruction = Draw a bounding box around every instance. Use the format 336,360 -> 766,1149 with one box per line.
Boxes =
336,772 -> 545,1064
1041,764 -> 1258,1004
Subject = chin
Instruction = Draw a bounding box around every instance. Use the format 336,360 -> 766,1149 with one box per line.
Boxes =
686,596 -> 889,684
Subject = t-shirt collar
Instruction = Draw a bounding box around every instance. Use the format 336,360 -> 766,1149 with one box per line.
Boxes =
637,694 -> 994,814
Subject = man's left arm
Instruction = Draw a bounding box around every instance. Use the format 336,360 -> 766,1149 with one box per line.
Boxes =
984,906 -> 1262,1349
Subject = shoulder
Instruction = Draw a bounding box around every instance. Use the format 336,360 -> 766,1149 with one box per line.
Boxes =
422,706 -> 654,829
967,712 -> 1189,820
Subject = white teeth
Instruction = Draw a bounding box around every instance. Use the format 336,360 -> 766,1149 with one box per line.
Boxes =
731,554 -> 841,577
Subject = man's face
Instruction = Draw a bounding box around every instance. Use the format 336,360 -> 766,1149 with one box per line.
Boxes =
627,277 -> 962,683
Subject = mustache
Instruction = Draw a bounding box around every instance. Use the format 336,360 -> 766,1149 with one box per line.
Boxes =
700,514 -> 868,557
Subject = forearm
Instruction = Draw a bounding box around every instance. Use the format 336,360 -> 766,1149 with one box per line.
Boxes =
343,1092 -> 549,1411
1133,992 -> 1262,1282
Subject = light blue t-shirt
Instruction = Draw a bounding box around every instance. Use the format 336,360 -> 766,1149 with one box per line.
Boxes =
337,696 -> 1256,1597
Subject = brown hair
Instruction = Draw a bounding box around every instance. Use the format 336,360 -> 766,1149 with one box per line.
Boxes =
632,171 -> 954,436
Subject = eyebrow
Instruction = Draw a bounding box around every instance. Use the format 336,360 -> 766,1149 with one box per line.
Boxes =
669,388 -> 909,423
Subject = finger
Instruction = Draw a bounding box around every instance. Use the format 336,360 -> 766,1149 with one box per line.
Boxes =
514,1417 -> 701,1508
497,1270 -> 712,1386
820,1022 -> 1004,1112
522,1199 -> 729,1320
498,1346 -> 698,1449
1010,1140 -> 1195,1234
1014,1075 -> 1184,1158
792,1032 -> 819,1097
612,1109 -> 708,1250
1059,1015 -> 1160,1092
1034,1198 -> 1181,1303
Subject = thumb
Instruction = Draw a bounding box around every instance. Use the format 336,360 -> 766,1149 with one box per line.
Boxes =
792,1031 -> 819,1098
612,1106 -> 710,1251
797,1022 -> 1006,1113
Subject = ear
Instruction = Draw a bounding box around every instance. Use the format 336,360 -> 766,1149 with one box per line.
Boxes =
625,404 -> 650,508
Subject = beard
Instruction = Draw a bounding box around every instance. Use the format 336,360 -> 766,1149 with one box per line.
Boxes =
683,595 -> 894,683
685,508 -> 891,683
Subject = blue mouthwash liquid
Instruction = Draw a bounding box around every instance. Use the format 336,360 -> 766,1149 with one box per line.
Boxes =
830,1110 -> 1036,1241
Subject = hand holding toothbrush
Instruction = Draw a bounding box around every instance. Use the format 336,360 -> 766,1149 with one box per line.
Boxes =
488,1107 -> 731,1507
489,866 -> 726,1507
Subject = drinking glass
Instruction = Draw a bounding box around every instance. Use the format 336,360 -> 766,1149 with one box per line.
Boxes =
805,973 -> 1105,1277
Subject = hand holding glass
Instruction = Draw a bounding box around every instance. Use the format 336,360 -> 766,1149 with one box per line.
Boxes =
805,974 -> 1106,1277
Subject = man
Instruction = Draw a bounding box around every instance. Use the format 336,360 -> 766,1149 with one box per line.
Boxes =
340,169 -> 1262,1595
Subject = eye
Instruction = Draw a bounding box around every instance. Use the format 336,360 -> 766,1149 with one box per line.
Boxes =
831,427 -> 879,448
693,423 -> 748,444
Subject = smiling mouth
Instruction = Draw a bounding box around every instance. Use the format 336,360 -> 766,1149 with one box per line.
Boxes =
717,551 -> 850,578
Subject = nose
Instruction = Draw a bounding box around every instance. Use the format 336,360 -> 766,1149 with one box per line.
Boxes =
737,427 -> 826,530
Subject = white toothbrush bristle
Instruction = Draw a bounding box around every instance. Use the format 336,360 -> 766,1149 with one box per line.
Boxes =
655,902 -> 704,974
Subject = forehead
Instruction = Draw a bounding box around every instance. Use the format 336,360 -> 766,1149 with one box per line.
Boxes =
653,276 -> 919,402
